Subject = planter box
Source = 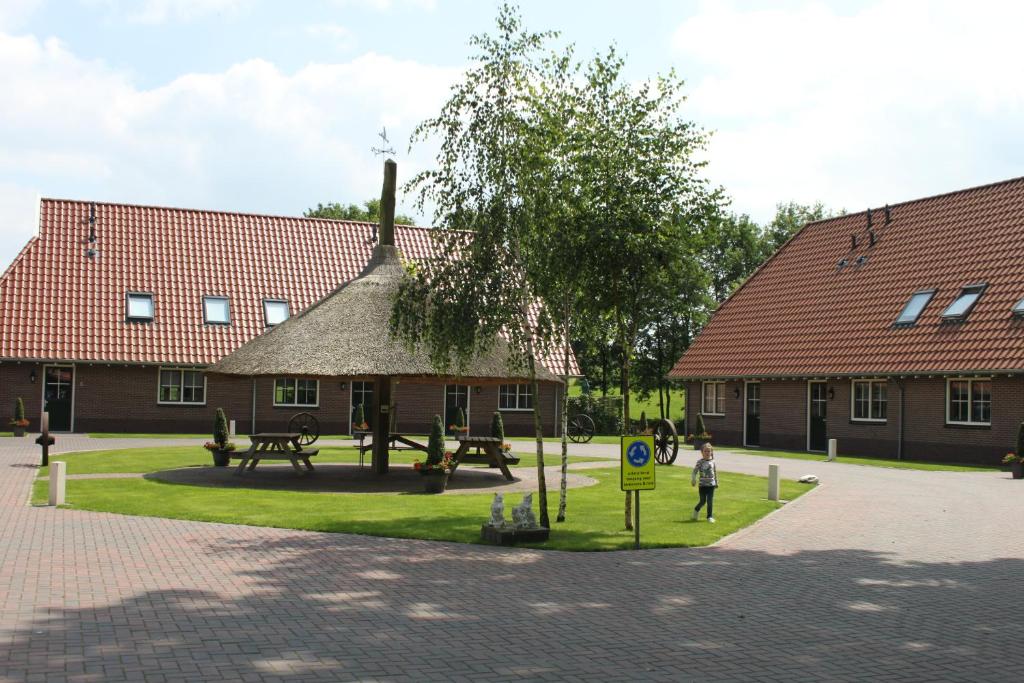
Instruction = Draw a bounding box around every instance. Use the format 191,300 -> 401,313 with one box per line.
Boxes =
1012,462 -> 1023,480
422,472 -> 449,494
12,427 -> 26,437
480,525 -> 550,546
211,450 -> 232,467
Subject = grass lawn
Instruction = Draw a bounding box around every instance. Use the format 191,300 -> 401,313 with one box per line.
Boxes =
568,379 -> 686,422
87,433 -> 355,440
725,447 -> 1000,472
508,435 -> 622,445
33,448 -> 810,551
36,446 -> 607,477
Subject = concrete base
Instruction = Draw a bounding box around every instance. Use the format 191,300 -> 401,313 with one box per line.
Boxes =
480,525 -> 550,546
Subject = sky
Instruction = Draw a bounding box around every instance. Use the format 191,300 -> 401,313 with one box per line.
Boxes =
1,0 -> 1023,273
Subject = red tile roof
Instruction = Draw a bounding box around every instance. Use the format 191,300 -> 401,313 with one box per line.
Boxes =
0,198 -> 579,375
669,176 -> 1024,380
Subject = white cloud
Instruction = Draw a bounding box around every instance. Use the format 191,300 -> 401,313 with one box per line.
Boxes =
85,0 -> 253,25
672,0 -> 1024,220
305,22 -> 356,50
0,30 -> 461,271
329,0 -> 437,12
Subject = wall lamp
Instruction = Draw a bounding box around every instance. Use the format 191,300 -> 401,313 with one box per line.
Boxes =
339,381 -> 348,390
29,369 -> 37,384
474,386 -> 482,395
734,387 -> 740,399
828,387 -> 835,400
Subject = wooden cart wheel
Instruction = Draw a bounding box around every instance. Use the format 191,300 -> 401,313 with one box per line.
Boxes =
653,418 -> 679,465
567,414 -> 595,444
288,412 -> 320,446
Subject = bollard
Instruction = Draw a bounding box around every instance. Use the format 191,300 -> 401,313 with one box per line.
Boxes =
229,419 -> 237,437
768,463 -> 780,501
49,461 -> 66,506
35,410 -> 55,467
827,438 -> 837,462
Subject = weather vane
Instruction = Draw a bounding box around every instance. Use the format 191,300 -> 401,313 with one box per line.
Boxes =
371,126 -> 397,160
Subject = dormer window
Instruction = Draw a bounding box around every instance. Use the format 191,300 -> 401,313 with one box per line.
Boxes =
263,299 -> 290,326
203,296 -> 230,325
895,289 -> 935,326
942,284 -> 986,321
126,292 -> 154,322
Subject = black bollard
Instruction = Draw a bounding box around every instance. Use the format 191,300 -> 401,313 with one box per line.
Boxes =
34,411 -> 55,467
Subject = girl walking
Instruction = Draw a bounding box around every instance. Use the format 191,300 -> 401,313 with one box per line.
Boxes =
691,442 -> 718,523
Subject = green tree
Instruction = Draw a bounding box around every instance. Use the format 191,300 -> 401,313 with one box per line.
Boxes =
305,198 -> 416,225
427,415 -> 445,466
491,411 -> 505,442
391,4 -> 563,527
212,408 -> 229,448
762,201 -> 836,255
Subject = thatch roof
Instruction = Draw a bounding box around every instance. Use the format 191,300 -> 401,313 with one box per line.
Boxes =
208,245 -> 560,382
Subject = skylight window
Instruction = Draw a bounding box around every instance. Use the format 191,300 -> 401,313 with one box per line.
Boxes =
942,284 -> 986,321
895,290 -> 935,326
126,292 -> 154,321
1013,298 -> 1024,316
263,299 -> 290,326
203,296 -> 230,325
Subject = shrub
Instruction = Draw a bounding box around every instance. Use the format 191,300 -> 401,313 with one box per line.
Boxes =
353,403 -> 366,429
567,394 -> 623,435
213,408 -> 229,448
491,411 -> 505,442
696,413 -> 707,437
1017,422 -> 1024,462
427,415 -> 445,466
14,397 -> 25,423
455,406 -> 467,430
579,378 -> 592,396
640,411 -> 648,433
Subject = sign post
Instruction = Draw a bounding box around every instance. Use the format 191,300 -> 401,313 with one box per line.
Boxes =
621,435 -> 656,550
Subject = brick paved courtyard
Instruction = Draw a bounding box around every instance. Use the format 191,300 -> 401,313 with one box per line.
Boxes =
2,435 -> 1022,682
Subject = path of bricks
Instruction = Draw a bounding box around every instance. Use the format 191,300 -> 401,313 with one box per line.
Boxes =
2,434 -> 1022,682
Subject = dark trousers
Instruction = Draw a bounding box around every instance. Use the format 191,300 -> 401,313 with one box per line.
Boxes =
694,485 -> 715,518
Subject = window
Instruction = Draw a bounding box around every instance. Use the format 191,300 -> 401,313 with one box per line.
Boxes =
1013,298 -> 1024,316
351,380 -> 374,428
263,299 -> 290,326
203,296 -> 230,324
126,292 -> 154,321
158,369 -> 205,405
895,290 -> 935,325
701,381 -> 726,415
942,284 -> 985,321
947,378 -> 991,425
274,378 -> 318,407
499,384 -> 533,411
851,380 -> 887,421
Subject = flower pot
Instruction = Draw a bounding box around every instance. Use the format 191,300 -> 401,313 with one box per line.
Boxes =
12,426 -> 26,437
422,471 -> 449,494
692,439 -> 706,451
1012,461 -> 1024,480
212,449 -> 232,467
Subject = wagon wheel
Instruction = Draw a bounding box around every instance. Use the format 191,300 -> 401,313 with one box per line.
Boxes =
653,418 -> 679,465
567,414 -> 595,444
288,412 -> 320,446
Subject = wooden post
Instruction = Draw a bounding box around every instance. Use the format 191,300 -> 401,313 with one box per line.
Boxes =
768,463 -> 780,501
49,461 -> 66,506
372,375 -> 392,474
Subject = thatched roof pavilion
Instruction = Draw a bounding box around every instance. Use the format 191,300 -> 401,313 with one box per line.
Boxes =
209,160 -> 558,473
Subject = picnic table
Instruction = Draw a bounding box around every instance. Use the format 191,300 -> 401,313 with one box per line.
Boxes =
353,430 -> 428,467
450,436 -> 516,481
234,432 -> 319,476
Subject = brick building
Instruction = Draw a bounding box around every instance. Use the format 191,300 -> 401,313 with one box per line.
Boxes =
669,177 -> 1024,465
0,198 -> 575,436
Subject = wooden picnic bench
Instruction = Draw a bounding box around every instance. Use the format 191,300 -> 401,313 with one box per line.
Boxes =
234,432 -> 318,476
450,436 -> 516,481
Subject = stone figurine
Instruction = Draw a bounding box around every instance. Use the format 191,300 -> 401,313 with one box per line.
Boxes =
512,492 -> 538,529
488,493 -> 506,528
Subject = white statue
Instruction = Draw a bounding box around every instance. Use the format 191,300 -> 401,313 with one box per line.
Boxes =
511,493 -> 538,529
489,493 -> 506,527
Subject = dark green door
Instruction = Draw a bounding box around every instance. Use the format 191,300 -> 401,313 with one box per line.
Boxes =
745,382 -> 760,446
809,382 -> 827,451
44,366 -> 73,431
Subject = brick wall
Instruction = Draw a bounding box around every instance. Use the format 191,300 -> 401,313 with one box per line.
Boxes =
1,361 -> 563,437
685,380 -> 743,447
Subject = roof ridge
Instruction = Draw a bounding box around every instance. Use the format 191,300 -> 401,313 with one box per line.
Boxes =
39,196 -> 430,230
0,235 -> 38,284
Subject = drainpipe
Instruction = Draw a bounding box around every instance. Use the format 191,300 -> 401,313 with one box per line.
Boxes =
251,378 -> 257,434
895,378 -> 905,461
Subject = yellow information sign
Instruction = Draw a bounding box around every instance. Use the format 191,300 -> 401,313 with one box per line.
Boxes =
621,435 -> 656,491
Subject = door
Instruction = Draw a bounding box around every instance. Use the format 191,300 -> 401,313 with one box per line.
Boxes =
444,385 -> 470,435
808,381 -> 828,452
744,382 -> 760,447
350,381 -> 374,432
43,365 -> 74,431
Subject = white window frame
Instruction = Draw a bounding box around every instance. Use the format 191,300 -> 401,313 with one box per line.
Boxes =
850,379 -> 887,423
701,381 -> 726,416
945,377 -> 992,426
263,299 -> 291,327
273,378 -> 319,408
203,295 -> 231,325
126,291 -> 154,322
499,384 -> 533,411
157,368 -> 207,406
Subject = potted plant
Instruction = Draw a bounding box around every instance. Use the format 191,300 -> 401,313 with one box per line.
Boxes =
415,415 -> 453,493
9,398 -> 28,437
1003,453 -> 1023,480
449,407 -> 469,436
352,403 -> 368,432
689,414 -> 712,450
204,407 -> 236,466
491,411 -> 505,442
